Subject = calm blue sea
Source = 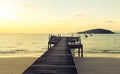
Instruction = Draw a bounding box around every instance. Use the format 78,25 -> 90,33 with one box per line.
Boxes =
0,34 -> 120,58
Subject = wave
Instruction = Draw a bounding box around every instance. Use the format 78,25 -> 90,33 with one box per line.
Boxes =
0,49 -> 26,54
0,47 -> 47,54
86,50 -> 120,54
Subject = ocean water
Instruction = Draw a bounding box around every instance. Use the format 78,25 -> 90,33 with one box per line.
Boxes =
0,34 -> 48,58
0,34 -> 120,58
77,34 -> 120,58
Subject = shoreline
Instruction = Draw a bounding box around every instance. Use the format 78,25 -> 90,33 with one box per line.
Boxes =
74,53 -> 120,58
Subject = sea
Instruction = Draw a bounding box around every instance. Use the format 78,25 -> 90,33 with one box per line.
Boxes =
0,33 -> 120,58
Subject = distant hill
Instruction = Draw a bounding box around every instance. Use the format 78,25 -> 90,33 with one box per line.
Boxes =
78,28 -> 114,34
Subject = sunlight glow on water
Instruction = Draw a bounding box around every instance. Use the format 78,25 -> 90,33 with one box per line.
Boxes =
0,34 -> 120,58
0,34 -> 48,57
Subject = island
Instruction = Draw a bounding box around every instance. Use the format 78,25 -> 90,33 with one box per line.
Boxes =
78,28 -> 114,34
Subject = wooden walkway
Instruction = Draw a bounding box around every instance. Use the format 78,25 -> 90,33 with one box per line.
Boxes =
23,35 -> 83,74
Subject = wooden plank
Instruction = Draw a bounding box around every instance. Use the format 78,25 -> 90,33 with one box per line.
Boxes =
23,38 -> 77,74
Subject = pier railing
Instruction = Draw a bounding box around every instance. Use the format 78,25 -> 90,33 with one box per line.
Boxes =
48,34 -> 83,57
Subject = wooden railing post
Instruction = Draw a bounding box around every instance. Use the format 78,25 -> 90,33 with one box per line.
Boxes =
81,44 -> 83,58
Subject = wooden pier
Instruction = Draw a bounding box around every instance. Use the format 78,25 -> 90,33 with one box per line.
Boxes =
23,35 -> 83,74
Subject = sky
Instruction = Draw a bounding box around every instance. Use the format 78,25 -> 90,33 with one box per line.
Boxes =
0,0 -> 120,33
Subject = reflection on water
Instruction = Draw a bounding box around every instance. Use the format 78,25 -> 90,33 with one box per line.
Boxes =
0,34 -> 48,57
0,34 -> 120,58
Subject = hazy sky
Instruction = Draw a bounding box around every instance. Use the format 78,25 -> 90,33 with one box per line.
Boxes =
0,0 -> 120,33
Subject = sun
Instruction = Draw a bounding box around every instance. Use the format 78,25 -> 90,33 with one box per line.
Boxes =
0,8 -> 19,19
0,4 -> 34,21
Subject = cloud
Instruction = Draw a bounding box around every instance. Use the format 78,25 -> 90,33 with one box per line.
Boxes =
23,4 -> 32,8
75,14 -> 83,17
105,20 -> 116,23
71,13 -> 83,18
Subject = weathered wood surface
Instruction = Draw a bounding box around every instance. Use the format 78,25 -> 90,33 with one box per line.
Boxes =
23,38 -> 77,74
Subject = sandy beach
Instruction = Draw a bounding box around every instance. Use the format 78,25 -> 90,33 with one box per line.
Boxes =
74,57 -> 120,74
0,57 -> 120,74
1,56 -> 120,74
0,57 -> 37,74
